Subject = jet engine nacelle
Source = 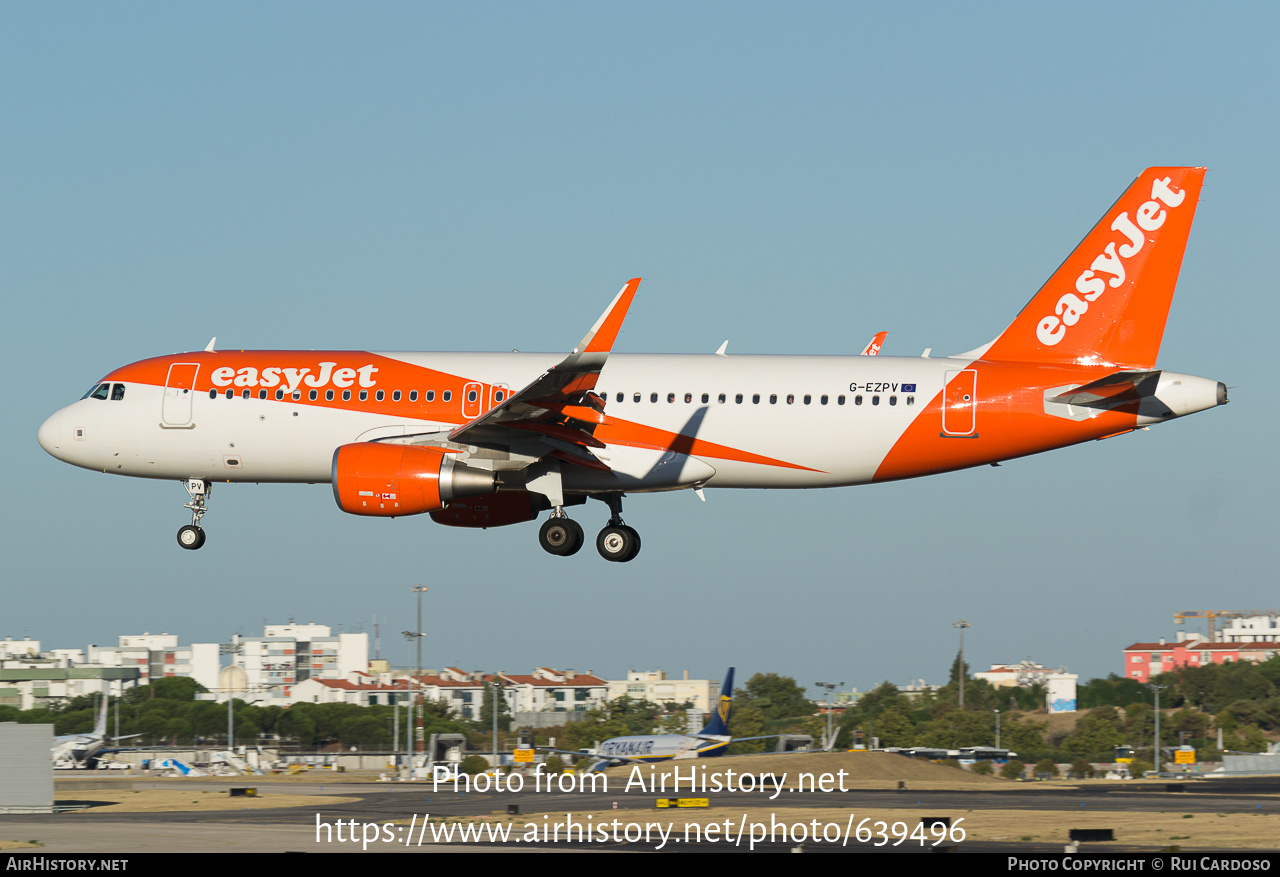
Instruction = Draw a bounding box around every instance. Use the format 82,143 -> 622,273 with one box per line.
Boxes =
331,443 -> 496,517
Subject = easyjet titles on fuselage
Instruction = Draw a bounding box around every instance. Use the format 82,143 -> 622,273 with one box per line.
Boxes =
209,362 -> 380,394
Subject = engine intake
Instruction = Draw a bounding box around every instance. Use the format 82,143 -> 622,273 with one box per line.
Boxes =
331,443 -> 496,517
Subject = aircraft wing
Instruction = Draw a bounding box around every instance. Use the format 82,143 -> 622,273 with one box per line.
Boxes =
446,278 -> 640,471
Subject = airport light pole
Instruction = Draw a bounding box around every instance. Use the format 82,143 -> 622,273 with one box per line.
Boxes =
953,620 -> 972,708
219,642 -> 243,749
402,585 -> 428,769
814,682 -> 842,750
994,709 -> 1000,749
1150,683 -> 1166,777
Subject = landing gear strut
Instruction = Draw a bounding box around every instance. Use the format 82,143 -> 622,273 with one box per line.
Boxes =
538,509 -> 583,556
595,494 -> 640,563
177,479 -> 210,550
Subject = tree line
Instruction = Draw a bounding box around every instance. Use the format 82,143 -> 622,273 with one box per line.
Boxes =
7,658 -> 1278,760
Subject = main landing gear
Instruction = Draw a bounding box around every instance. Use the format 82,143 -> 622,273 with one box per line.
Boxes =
177,479 -> 210,550
537,494 -> 641,562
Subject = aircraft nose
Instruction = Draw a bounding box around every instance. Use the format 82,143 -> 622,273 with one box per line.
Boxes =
38,409 -> 72,460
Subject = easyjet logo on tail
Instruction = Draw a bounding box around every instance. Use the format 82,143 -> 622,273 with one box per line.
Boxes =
1035,177 -> 1187,347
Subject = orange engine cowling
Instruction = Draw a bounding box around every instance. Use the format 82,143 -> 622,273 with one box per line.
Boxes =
331,443 -> 496,517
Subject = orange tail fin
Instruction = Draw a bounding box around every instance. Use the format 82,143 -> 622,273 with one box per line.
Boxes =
979,167 -> 1205,369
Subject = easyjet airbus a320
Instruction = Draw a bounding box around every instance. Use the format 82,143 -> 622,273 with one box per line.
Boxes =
39,168 -> 1226,562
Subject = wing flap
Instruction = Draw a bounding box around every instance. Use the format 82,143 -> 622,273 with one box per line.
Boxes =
448,279 -> 639,468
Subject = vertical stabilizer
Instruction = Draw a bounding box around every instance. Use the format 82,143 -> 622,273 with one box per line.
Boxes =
699,667 -> 734,736
93,695 -> 108,737
979,167 -> 1205,369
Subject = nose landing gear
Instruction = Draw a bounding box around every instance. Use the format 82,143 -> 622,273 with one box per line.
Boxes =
177,479 -> 210,550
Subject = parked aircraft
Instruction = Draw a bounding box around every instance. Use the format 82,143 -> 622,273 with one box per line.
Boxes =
51,697 -> 136,769
38,168 -> 1225,561
545,668 -> 759,771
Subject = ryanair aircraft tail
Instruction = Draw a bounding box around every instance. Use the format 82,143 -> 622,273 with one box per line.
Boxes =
699,667 -> 734,737
979,167 -> 1206,370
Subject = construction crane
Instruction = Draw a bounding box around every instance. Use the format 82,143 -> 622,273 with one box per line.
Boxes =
1174,610 -> 1280,641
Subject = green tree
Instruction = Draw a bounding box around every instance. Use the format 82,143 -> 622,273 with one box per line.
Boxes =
1062,707 -> 1126,759
1001,760 -> 1026,780
149,677 -> 206,701
1000,715 -> 1047,755
735,674 -> 812,721
477,685 -> 512,732
727,701 -> 767,754
1077,674 -> 1150,709
917,707 -> 993,748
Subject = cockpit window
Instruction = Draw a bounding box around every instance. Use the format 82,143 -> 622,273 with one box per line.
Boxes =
87,383 -> 110,401
111,383 -> 126,401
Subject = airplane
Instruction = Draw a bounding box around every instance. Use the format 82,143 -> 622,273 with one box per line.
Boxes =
51,696 -> 137,769
38,167 -> 1226,562
543,667 -> 764,772
859,331 -> 888,356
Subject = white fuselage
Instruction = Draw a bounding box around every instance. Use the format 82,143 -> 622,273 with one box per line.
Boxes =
39,352 -> 966,490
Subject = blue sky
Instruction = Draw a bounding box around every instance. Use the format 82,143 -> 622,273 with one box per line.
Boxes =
3,2 -> 1275,696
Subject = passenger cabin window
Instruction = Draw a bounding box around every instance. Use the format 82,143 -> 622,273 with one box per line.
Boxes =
242,389 -> 250,399
258,389 -> 267,400
276,389 -> 286,400
633,393 -> 641,403
442,390 -> 452,402
650,393 -> 658,403
466,390 -> 476,403
308,390 -> 318,401
426,391 -> 435,402
225,389 -> 234,399
393,390 -> 402,402
359,390 -> 368,401
343,390 -> 351,401
376,390 -> 385,401
409,390 -> 418,401
208,389 -> 217,399
326,389 -> 335,401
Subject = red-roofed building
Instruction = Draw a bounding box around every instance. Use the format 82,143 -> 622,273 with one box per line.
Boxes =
286,667 -> 609,721
1123,638 -> 1280,683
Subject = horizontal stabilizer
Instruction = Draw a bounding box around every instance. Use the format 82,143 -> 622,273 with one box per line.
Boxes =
1047,369 -> 1161,410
